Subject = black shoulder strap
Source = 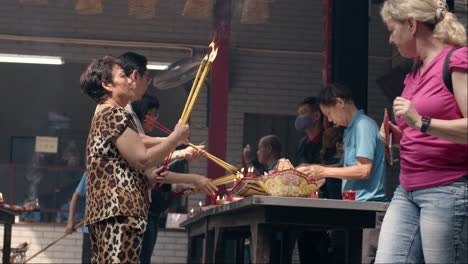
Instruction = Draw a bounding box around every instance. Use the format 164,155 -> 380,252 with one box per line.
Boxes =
443,46 -> 462,94
410,60 -> 422,74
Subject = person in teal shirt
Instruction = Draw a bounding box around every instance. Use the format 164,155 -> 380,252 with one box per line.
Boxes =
298,83 -> 386,263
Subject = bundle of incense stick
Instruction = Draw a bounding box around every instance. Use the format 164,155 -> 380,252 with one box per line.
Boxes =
211,173 -> 242,186
145,115 -> 239,174
26,221 -> 84,262
180,42 -> 218,124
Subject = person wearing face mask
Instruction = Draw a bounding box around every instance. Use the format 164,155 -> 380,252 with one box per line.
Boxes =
295,97 -> 325,166
293,97 -> 333,264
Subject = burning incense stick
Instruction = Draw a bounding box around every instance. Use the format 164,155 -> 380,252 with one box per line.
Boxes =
180,42 -> 218,124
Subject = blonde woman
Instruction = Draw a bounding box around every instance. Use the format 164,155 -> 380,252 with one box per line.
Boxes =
377,0 -> 467,263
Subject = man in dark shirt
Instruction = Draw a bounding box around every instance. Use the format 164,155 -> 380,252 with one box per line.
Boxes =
294,97 -> 331,264
295,97 -> 324,166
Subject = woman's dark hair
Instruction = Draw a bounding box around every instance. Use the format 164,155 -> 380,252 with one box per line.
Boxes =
131,95 -> 160,122
118,52 -> 148,77
319,83 -> 354,106
80,56 -> 121,103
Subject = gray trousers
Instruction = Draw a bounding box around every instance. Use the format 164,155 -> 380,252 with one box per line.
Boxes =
362,212 -> 385,264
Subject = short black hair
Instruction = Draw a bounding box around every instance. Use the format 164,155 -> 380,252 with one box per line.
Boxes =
131,95 -> 160,122
319,83 -> 354,106
299,97 -> 321,112
118,52 -> 148,77
80,56 -> 121,103
299,96 -> 323,123
261,135 -> 282,159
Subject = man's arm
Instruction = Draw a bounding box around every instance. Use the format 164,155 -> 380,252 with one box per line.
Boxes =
65,192 -> 79,234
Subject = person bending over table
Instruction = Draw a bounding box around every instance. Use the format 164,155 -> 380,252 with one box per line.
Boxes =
298,83 -> 387,264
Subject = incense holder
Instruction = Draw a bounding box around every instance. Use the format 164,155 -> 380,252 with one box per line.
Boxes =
230,159 -> 324,197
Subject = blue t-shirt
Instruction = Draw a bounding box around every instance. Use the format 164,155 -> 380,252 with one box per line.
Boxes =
341,110 -> 386,201
75,172 -> 89,233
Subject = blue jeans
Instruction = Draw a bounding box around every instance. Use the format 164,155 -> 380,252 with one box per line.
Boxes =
376,177 -> 467,263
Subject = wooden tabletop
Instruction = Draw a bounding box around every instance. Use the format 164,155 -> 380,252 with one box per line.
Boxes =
181,195 -> 388,227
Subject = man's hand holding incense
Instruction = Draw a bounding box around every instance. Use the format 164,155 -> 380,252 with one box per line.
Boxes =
65,221 -> 76,234
175,183 -> 196,195
297,165 -> 325,180
193,175 -> 218,195
180,145 -> 206,161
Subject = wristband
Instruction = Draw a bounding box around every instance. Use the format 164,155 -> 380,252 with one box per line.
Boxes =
420,116 -> 431,133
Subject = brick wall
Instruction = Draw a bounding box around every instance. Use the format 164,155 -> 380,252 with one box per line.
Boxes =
0,223 -> 187,263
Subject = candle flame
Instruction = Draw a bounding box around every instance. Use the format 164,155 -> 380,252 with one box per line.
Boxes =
216,195 -> 220,200
190,208 -> 194,213
241,167 -> 244,173
198,201 -> 202,207
0,192 -> 3,200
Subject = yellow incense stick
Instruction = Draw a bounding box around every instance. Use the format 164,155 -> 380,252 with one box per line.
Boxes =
187,142 -> 238,173
182,62 -> 212,124
181,58 -> 207,120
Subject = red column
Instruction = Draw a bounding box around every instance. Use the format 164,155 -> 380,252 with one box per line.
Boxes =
206,0 -> 231,204
322,0 -> 333,85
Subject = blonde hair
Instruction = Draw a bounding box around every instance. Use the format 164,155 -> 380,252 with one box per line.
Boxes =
381,0 -> 467,46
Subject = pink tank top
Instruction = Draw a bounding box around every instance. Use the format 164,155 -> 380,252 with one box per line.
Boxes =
396,46 -> 468,190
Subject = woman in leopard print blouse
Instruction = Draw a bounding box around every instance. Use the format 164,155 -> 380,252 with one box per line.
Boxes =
80,56 -> 216,263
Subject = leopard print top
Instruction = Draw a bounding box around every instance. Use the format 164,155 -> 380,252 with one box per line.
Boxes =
84,106 -> 149,225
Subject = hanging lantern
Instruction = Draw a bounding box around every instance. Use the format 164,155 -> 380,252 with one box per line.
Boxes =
18,0 -> 48,4
128,0 -> 157,19
75,0 -> 103,15
182,0 -> 214,20
240,0 -> 270,24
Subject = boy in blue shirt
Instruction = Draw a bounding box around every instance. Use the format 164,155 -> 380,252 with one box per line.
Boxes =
65,172 -> 90,263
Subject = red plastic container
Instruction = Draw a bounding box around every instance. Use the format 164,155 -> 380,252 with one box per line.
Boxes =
342,190 -> 356,200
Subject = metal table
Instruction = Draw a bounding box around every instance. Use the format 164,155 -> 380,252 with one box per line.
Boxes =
181,195 -> 388,264
0,207 -> 16,264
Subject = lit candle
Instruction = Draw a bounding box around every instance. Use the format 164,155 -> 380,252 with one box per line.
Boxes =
198,201 -> 203,213
210,193 -> 216,205
189,208 -> 194,217
247,167 -> 252,177
310,191 -> 319,199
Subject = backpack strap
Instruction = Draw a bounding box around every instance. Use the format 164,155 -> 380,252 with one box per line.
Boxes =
443,46 -> 462,94
410,59 -> 422,74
